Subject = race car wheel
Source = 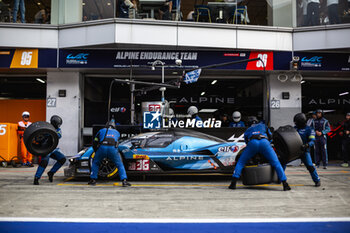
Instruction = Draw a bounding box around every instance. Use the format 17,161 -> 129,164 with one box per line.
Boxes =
88,153 -> 119,179
273,125 -> 303,164
99,158 -> 118,179
23,121 -> 59,157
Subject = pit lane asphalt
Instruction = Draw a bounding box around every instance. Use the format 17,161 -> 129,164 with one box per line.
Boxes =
0,164 -> 349,219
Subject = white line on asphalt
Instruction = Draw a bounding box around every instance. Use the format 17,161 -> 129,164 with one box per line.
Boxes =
0,217 -> 350,223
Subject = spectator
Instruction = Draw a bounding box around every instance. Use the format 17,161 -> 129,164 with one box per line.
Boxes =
158,0 -> 172,20
229,111 -> 245,127
306,0 -> 320,26
327,0 -> 340,24
186,10 -> 194,21
34,8 -> 49,24
341,113 -> 350,167
12,0 -> 25,23
298,0 -> 309,26
17,111 -> 33,166
117,0 -> 137,18
310,109 -> 331,169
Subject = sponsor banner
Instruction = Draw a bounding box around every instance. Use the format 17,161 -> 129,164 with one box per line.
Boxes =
246,51 -> 274,70
294,52 -> 350,71
59,49 -> 275,70
0,49 -> 57,68
1,49 -> 348,71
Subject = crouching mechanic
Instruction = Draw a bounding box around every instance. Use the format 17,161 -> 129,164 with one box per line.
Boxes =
88,120 -> 131,187
288,113 -> 321,187
34,115 -> 66,185
229,117 -> 291,191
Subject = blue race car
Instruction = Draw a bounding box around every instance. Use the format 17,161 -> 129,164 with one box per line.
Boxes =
64,128 -> 245,179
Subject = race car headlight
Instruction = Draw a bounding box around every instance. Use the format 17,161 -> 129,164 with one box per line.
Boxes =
69,158 -> 76,163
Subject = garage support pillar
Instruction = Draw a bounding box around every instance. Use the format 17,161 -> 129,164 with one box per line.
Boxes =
267,73 -> 302,129
46,71 -> 83,157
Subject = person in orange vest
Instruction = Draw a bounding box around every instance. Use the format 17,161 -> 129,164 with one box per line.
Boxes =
17,111 -> 33,167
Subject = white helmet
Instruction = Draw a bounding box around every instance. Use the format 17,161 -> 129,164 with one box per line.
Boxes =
169,108 -> 175,117
232,111 -> 241,123
187,106 -> 198,116
22,111 -> 30,117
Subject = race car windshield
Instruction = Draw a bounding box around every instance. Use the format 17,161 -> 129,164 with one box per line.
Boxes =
144,136 -> 173,148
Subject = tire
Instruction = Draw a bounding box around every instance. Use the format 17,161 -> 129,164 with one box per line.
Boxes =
241,163 -> 276,185
273,125 -> 303,164
23,121 -> 59,157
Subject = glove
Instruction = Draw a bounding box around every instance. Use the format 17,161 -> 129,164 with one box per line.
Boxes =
300,143 -> 309,152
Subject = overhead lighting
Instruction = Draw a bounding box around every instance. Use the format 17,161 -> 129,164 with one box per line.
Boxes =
323,110 -> 336,113
200,92 -> 205,96
339,92 -> 349,96
211,80 -> 217,85
82,2 -> 85,5
172,72 -> 178,75
300,80 -> 305,84
36,78 -> 45,84
37,2 -> 41,5
107,2 -> 111,5
199,109 -> 218,113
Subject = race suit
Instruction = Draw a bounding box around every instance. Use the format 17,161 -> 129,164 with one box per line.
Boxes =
283,126 -> 320,183
17,120 -> 32,164
311,117 -> 331,166
90,128 -> 127,180
229,121 -> 245,127
34,128 -> 66,178
232,123 -> 287,182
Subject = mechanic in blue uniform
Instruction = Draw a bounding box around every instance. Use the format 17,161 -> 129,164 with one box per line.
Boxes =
285,113 -> 321,187
229,116 -> 291,191
88,119 -> 131,187
187,106 -> 202,123
229,111 -> 245,127
34,115 -> 67,185
310,109 -> 331,169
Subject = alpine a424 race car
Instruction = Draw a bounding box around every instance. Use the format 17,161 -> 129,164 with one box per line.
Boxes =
64,128 -> 246,179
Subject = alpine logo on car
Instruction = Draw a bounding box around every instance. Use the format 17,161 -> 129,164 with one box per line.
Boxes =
166,156 -> 204,161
